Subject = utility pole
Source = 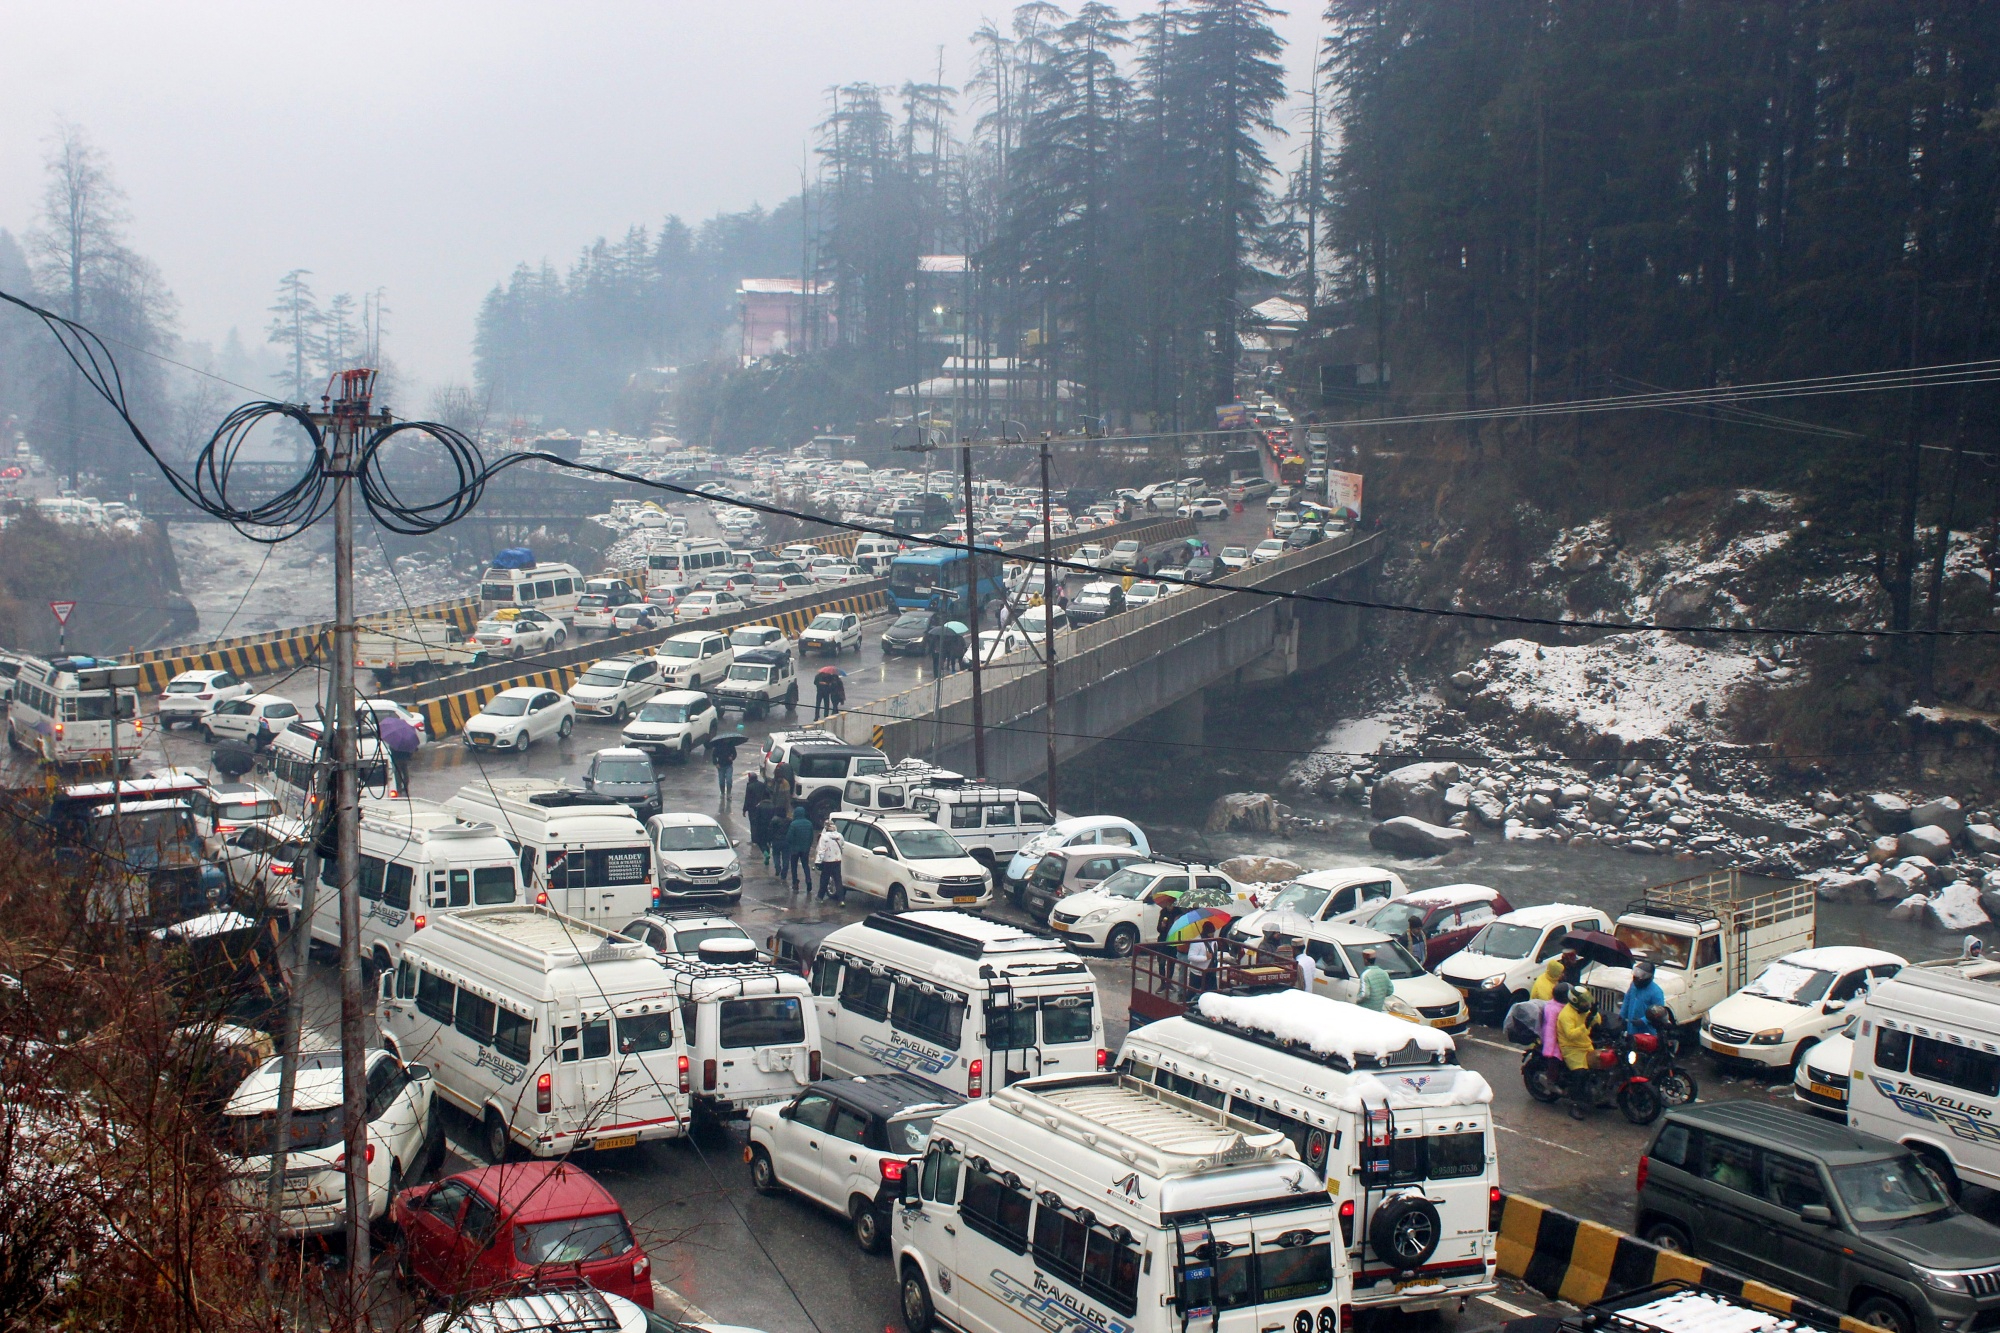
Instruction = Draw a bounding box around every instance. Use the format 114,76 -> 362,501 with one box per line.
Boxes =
309,368 -> 391,1311
960,439 -> 986,775
1038,438 -> 1059,809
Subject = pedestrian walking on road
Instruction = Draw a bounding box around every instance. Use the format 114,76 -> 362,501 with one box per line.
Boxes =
1356,947 -> 1393,1012
815,821 -> 845,902
741,772 -> 767,823
770,764 -> 795,819
785,809 -> 815,892
751,798 -> 777,867
709,732 -> 745,803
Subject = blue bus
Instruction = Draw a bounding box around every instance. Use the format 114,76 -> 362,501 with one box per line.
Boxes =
887,547 -> 1005,613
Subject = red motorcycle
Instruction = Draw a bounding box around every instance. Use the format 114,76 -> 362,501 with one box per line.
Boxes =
1521,1034 -> 1664,1124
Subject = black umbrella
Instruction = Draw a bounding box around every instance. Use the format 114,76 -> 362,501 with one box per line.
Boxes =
707,734 -> 749,759
1559,929 -> 1634,970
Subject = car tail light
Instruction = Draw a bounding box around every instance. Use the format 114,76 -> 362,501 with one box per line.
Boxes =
632,1254 -> 650,1281
132,719 -> 142,734
703,1059 -> 717,1091
968,1059 -> 983,1098
1636,1155 -> 1649,1193
412,914 -> 426,931
880,1157 -> 908,1184
537,1072 -> 552,1114
809,1050 -> 821,1080
677,1055 -> 690,1094
198,692 -> 213,700
1490,1185 -> 1505,1230
1096,1048 -> 1109,1071
535,890 -> 548,906
650,886 -> 662,906
335,1143 -> 376,1167
1338,1199 -> 1354,1246
52,723 -> 62,737
270,863 -> 293,876
1340,1305 -> 1354,1332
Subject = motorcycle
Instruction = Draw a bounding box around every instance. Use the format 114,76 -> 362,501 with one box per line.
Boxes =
1627,1028 -> 1698,1108
1521,1037 -> 1665,1125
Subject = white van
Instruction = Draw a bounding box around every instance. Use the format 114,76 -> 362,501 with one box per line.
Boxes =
659,938 -> 820,1123
5,655 -> 141,766
811,911 -> 1104,1097
477,560 -> 583,618
645,538 -> 734,588
443,779 -> 655,926
893,1070 -> 1353,1333
903,784 -> 1058,873
1122,991 -> 1499,1313
303,798 -> 521,976
265,719 -> 398,816
1848,947 -> 2000,1197
380,905 -> 689,1163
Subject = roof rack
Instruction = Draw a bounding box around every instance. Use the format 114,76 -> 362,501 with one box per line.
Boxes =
860,911 -> 1047,960
524,790 -> 627,810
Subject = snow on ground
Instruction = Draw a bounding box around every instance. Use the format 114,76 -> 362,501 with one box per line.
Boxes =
1469,631 -> 1758,750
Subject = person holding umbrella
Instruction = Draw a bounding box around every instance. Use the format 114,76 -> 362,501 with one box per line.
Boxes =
376,709 -> 422,794
813,665 -> 846,720
709,730 -> 746,802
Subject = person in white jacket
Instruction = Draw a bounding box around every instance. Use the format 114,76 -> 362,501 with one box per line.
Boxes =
814,822 -> 845,903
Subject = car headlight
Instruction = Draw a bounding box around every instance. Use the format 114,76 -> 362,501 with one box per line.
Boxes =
658,859 -> 682,875
724,858 -> 740,875
1077,909 -> 1111,926
1752,1028 -> 1787,1045
1916,1266 -> 1973,1295
1480,976 -> 1506,989
910,870 -> 939,883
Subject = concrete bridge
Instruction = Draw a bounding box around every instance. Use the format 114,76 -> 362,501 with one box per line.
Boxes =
825,532 -> 1383,787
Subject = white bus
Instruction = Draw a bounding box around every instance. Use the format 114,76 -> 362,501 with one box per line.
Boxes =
443,779 -> 656,926
477,560 -> 583,618
5,655 -> 141,767
303,798 -> 522,978
893,1070 -> 1354,1333
265,719 -> 399,817
645,538 -> 734,588
380,905 -> 690,1163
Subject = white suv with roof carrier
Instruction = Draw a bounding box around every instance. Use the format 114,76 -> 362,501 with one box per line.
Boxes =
1437,903 -> 1613,1022
563,655 -> 663,724
901,784 -> 1057,873
781,740 -> 891,819
827,811 -> 991,914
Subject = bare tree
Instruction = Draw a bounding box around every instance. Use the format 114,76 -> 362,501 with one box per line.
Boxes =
425,380 -> 487,437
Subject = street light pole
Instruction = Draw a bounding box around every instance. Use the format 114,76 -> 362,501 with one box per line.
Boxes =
959,438 -> 986,777
1038,439 -> 1059,810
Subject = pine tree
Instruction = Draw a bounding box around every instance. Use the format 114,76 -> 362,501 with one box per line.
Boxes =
266,269 -> 321,401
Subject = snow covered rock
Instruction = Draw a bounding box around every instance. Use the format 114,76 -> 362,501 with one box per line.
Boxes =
1929,882 -> 1991,930
1899,825 -> 1956,860
1369,816 -> 1473,857
1470,791 -> 1506,827
1912,797 -> 1965,836
1442,783 -> 1472,816
1465,632 -> 1758,757
1862,793 -> 1912,833
1206,792 -> 1279,834
1889,894 -> 1933,921
1815,872 -> 1871,901
1881,862 -> 1931,898
1524,794 -> 1557,821
1966,823 -> 2000,854
1370,763 -> 1459,823
1219,855 -> 1304,884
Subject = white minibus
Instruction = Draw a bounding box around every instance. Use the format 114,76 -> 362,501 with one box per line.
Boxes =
645,538 -> 734,588
5,655 -> 141,766
1121,990 -> 1499,1313
477,560 -> 583,618
811,911 -> 1104,1097
380,905 -> 689,1162
443,779 -> 655,926
894,1070 -> 1353,1333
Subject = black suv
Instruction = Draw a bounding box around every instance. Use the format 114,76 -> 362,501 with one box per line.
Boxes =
1636,1102 -> 2000,1333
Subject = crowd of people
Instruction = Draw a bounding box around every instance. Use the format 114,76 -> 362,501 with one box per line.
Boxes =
736,766 -> 847,901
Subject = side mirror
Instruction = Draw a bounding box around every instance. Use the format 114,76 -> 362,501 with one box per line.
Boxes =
1798,1204 -> 1834,1227
901,1165 -> 923,1205
406,1063 -> 432,1082
778,1102 -> 795,1120
582,775 -> 595,789
1823,999 -> 1845,1014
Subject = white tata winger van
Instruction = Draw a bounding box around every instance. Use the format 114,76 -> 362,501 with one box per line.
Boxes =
1849,948 -> 2000,1198
444,779 -> 655,926
893,1070 -> 1353,1333
1121,991 -> 1499,1313
380,905 -> 689,1163
811,912 -> 1104,1096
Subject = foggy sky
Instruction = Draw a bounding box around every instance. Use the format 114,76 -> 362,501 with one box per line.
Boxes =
1,1 -> 1328,401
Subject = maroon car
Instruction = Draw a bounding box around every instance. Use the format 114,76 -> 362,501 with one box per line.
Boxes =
1360,884 -> 1515,969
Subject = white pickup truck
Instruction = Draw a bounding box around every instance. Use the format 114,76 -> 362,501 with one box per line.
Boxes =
354,620 -> 486,685
1580,868 -> 1817,1028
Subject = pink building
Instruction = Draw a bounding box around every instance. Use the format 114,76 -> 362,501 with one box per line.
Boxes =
736,278 -> 835,365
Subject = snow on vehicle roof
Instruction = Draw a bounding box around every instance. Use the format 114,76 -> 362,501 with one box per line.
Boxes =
1775,945 -> 1905,972
1495,902 -> 1601,928
1197,990 -> 1455,1060
1292,866 -> 1397,890
1396,883 -> 1501,909
1611,1290 -> 1814,1333
150,910 -> 258,941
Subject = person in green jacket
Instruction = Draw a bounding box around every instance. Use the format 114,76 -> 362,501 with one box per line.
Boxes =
1357,947 -> 1394,1011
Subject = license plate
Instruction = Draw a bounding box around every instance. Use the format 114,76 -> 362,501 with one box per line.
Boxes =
1809,1081 -> 1843,1101
594,1133 -> 638,1151
1050,920 -> 1069,931
1430,1017 -> 1458,1028
953,896 -> 978,904
1709,1042 -> 1739,1058
468,736 -> 492,747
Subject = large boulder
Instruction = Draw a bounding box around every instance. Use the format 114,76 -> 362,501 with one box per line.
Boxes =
1899,825 -> 1956,860
1469,790 -> 1506,827
1862,793 -> 1913,834
1369,816 -> 1473,857
1880,861 -> 1931,898
1912,797 -> 1966,836
1930,881 -> 1991,930
1965,823 -> 2000,854
1889,893 -> 1933,921
1866,836 -> 1901,865
1370,762 -> 1461,824
1219,854 -> 1303,885
1206,792 -> 1279,834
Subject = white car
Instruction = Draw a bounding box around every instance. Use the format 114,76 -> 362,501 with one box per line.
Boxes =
810,562 -> 868,586
799,612 -> 862,655
470,610 -> 566,657
1271,510 -> 1303,537
1793,1015 -> 1858,1119
461,686 -> 575,752
202,693 -> 314,746
608,602 -> 666,635
1249,538 -> 1286,564
1048,861 -> 1253,958
620,689 -> 719,761
675,590 -> 747,619
1699,945 -> 1905,1069
1178,496 -> 1227,521
214,815 -> 310,911
1002,814 -> 1149,886
1265,485 -> 1294,510
653,631 -> 733,691
620,907 -> 752,953
827,812 -> 991,914
564,655 -> 664,724
637,814 -> 744,907
1437,903 -> 1613,1020
750,572 -> 813,603
1071,543 -> 1104,569
963,627 -> 1036,667
357,698 -> 427,745
747,1075 -> 960,1253
730,624 -> 791,654
1293,922 -> 1471,1032
220,1047 -> 440,1235
156,668 -> 252,729
1217,546 -> 1251,570
1126,580 -> 1170,609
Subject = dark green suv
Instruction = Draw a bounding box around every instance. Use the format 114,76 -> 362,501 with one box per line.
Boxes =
1636,1102 -> 2000,1333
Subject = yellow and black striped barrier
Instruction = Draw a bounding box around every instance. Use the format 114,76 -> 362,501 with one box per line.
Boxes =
130,598 -> 482,694
1495,1194 -> 1874,1333
413,588 -> 889,739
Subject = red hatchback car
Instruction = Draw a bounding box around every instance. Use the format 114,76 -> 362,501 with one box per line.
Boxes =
391,1160 -> 652,1308
1360,883 -> 1515,969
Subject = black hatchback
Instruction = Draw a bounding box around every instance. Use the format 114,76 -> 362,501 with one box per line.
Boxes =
1636,1101 -> 2000,1333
